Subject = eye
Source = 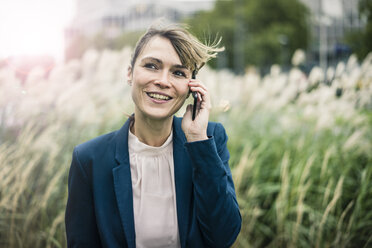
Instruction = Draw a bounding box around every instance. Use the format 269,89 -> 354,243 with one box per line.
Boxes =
144,63 -> 157,70
173,70 -> 186,78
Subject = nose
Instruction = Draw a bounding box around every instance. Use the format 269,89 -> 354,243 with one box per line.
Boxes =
154,70 -> 171,88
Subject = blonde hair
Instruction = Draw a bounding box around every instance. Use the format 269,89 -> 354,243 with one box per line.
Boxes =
130,22 -> 224,74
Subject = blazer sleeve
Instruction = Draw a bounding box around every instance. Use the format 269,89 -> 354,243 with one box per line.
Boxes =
184,123 -> 242,248
65,147 -> 102,248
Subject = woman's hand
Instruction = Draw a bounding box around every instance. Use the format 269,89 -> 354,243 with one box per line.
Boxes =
182,80 -> 211,142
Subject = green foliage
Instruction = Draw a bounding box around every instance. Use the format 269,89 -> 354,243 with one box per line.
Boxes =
113,30 -> 145,49
345,0 -> 372,61
187,0 -> 310,72
221,107 -> 372,247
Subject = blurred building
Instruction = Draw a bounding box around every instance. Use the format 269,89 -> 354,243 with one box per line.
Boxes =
65,0 -> 214,39
299,0 -> 364,66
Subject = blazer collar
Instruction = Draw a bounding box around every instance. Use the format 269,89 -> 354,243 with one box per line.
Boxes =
112,116 -> 136,248
114,115 -> 133,165
112,116 -> 193,248
172,117 -> 193,248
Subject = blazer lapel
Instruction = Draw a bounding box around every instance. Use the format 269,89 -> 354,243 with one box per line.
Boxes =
172,117 -> 193,248
112,117 -> 136,248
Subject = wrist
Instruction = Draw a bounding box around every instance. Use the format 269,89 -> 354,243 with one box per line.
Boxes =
186,134 -> 209,142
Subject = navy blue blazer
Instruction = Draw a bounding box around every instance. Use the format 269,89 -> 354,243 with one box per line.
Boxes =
65,116 -> 241,248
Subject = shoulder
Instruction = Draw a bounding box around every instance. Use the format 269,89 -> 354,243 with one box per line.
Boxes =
73,130 -> 118,164
76,130 -> 117,150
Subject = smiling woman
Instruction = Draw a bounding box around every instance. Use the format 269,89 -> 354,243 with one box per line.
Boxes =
65,22 -> 242,248
0,0 -> 75,60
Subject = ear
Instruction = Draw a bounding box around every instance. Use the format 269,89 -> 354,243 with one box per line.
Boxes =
127,66 -> 132,85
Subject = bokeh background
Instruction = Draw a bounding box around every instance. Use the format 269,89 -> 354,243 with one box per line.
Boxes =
0,0 -> 371,247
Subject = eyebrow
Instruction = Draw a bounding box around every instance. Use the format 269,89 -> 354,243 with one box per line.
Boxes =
141,56 -> 188,69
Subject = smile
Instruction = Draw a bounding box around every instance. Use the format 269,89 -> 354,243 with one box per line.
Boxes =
146,92 -> 172,101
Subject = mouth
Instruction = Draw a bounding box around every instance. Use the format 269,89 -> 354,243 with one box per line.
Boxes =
146,92 -> 173,101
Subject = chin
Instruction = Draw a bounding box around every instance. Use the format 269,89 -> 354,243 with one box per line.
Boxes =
142,108 -> 176,121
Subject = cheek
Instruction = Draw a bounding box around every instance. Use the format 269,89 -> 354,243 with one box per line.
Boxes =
177,84 -> 190,97
174,86 -> 190,109
131,82 -> 142,105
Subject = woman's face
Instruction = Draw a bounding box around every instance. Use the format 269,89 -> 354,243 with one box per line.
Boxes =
128,36 -> 191,121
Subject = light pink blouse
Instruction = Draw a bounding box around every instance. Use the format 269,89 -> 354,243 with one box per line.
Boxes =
128,129 -> 181,248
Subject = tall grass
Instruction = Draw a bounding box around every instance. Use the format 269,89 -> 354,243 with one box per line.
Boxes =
0,49 -> 371,247
225,107 -> 372,247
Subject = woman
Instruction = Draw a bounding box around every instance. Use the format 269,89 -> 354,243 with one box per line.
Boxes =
65,23 -> 241,248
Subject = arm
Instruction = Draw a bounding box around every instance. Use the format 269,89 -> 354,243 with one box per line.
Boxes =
65,148 -> 102,248
184,123 -> 242,248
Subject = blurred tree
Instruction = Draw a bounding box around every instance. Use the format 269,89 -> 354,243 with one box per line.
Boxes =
187,0 -> 310,73
112,30 -> 144,49
345,0 -> 372,61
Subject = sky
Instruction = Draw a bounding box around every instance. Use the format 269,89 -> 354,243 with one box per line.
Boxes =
0,0 -> 75,60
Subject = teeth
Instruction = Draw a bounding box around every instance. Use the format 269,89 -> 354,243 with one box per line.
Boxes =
148,93 -> 170,100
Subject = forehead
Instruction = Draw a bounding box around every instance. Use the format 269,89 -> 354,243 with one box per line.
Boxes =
137,36 -> 183,66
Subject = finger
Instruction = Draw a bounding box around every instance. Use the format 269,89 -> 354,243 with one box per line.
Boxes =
193,92 -> 202,102
188,80 -> 208,91
189,84 -> 208,94
200,98 -> 211,110
190,86 -> 207,96
190,86 -> 210,105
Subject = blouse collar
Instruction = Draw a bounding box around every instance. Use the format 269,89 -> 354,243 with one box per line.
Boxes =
128,127 -> 173,156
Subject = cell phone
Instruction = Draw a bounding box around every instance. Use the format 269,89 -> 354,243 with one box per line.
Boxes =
191,68 -> 198,120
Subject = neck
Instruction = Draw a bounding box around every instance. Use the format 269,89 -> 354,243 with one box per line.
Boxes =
131,110 -> 173,147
